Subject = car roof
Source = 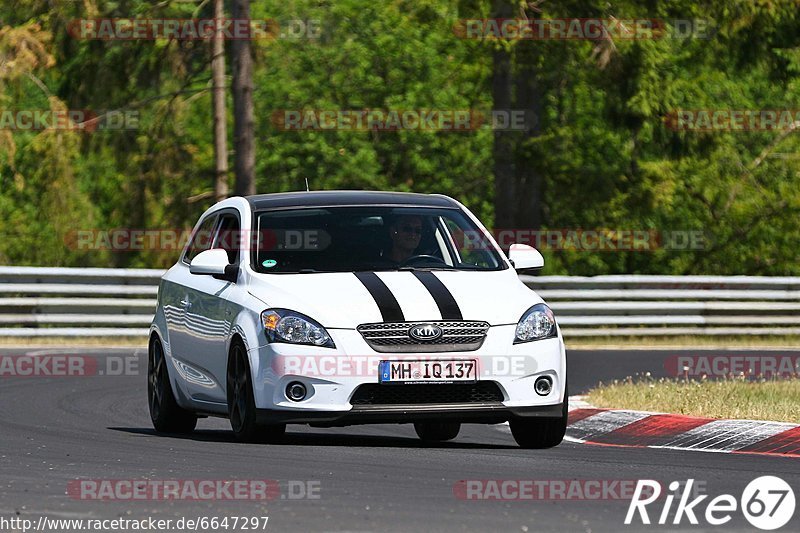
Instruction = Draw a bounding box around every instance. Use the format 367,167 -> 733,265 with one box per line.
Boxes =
246,190 -> 459,210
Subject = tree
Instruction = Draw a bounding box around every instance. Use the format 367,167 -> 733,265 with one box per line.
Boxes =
212,0 -> 229,201
491,0 -> 515,231
231,0 -> 256,196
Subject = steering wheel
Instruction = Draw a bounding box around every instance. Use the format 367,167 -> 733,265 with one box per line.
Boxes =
398,254 -> 448,267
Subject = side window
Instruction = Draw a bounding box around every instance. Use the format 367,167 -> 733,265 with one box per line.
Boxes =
183,215 -> 217,264
213,213 -> 240,264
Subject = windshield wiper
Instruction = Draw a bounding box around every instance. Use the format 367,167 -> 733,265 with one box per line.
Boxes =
397,266 -> 457,272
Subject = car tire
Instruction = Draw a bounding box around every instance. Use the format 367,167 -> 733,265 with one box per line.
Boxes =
509,379 -> 568,449
227,340 -> 286,443
148,335 -> 198,434
413,421 -> 461,442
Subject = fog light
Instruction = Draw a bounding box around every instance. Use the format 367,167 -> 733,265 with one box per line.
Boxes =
286,381 -> 307,402
534,376 -> 552,396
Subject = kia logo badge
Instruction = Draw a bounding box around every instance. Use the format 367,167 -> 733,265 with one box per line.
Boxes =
409,323 -> 443,341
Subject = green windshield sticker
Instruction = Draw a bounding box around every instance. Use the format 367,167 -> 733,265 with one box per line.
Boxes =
262,259 -> 277,268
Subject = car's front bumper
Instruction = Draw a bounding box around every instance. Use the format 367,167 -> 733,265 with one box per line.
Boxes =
248,324 -> 566,425
256,402 -> 565,426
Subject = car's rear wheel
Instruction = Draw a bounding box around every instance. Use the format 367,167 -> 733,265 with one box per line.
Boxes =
148,335 -> 197,434
509,380 -> 568,449
227,340 -> 285,443
414,421 -> 461,442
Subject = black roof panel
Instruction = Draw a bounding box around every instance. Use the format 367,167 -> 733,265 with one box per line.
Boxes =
246,190 -> 459,210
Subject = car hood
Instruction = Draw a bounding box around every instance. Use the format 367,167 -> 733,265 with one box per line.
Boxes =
247,269 -> 542,328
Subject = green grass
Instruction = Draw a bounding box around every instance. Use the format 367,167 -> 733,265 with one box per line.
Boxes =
586,377 -> 800,423
565,335 -> 800,349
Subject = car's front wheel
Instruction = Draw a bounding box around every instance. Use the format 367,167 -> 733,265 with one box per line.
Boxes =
227,340 -> 285,443
148,335 -> 197,434
509,380 -> 568,449
414,421 -> 461,443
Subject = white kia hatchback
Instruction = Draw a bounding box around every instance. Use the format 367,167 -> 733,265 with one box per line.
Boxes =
148,191 -> 567,447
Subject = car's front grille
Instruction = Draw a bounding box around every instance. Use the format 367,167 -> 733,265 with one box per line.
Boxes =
350,381 -> 504,405
357,320 -> 490,353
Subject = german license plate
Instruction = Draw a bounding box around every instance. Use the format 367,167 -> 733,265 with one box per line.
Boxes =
379,360 -> 477,384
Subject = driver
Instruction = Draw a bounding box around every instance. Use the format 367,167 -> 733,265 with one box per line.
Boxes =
387,215 -> 423,263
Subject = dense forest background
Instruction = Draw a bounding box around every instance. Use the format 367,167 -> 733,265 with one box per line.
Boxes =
1,0 -> 799,274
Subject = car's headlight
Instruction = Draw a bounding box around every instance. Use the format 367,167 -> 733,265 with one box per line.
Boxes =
514,303 -> 557,343
261,309 -> 335,348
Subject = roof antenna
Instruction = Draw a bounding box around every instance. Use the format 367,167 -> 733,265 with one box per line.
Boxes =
304,177 -> 310,192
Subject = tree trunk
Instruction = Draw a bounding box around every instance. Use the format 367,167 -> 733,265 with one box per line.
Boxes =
514,42 -> 543,231
231,0 -> 256,196
212,0 -> 228,201
491,0 -> 514,234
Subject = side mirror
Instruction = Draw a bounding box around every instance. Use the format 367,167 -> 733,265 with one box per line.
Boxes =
508,243 -> 544,272
190,249 -> 237,281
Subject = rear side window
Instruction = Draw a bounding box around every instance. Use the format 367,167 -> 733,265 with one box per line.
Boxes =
442,217 -> 496,268
183,215 -> 217,264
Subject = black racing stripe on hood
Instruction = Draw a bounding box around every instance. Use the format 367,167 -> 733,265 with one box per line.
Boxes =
353,272 -> 405,323
412,271 -> 463,320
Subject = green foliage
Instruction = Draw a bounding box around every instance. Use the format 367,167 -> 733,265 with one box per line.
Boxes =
0,0 -> 798,273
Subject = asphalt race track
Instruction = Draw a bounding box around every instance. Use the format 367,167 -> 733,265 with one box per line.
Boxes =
0,347 -> 798,532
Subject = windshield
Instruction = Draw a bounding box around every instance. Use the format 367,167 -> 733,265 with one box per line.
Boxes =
252,206 -> 506,274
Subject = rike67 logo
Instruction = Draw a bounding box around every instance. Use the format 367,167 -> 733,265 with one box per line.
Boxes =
626,477 -> 795,530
